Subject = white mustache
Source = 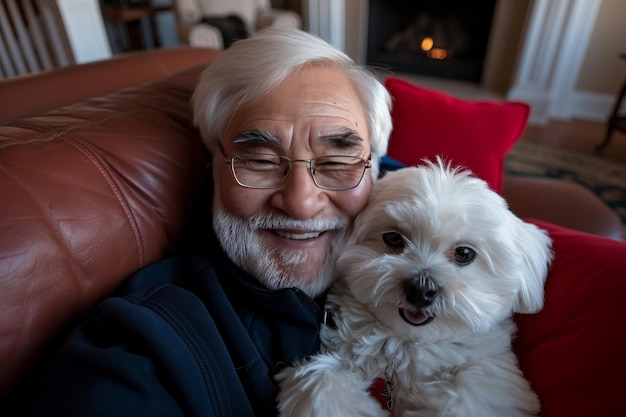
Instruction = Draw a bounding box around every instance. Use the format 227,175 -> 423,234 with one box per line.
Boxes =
247,213 -> 349,233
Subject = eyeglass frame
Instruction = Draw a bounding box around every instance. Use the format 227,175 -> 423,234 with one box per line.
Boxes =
219,146 -> 372,191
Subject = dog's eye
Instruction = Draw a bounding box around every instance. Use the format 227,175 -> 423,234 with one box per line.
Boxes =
383,232 -> 405,250
454,247 -> 476,266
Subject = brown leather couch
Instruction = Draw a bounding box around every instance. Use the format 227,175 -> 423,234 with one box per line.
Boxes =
0,47 -> 623,408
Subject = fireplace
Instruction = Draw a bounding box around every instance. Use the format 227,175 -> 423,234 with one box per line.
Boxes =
366,0 -> 497,83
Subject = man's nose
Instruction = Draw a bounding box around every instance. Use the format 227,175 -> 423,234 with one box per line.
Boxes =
269,162 -> 327,219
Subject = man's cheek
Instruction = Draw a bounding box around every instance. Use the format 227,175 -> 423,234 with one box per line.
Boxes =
344,182 -> 372,219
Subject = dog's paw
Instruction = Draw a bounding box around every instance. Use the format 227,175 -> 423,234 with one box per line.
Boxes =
276,354 -> 389,417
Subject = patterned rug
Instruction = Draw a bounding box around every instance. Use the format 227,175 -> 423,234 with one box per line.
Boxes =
504,140 -> 626,231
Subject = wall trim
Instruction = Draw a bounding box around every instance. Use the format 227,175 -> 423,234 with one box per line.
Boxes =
507,0 -> 603,125
570,91 -> 615,123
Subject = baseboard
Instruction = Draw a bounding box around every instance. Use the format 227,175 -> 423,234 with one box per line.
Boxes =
569,90 -> 616,122
510,88 -> 616,126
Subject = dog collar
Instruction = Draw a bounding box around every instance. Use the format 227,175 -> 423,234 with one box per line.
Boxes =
368,377 -> 393,411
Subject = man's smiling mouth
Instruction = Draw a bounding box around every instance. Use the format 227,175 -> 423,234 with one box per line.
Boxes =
272,230 -> 324,240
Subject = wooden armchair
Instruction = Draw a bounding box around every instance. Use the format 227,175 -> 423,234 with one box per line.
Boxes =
596,53 -> 626,153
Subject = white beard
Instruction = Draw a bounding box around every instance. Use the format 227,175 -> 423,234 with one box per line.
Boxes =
212,208 -> 349,298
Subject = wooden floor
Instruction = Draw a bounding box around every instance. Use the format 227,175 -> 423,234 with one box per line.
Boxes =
377,70 -> 626,164
523,119 -> 626,164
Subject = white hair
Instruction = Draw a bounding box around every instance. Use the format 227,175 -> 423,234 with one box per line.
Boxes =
192,27 -> 392,179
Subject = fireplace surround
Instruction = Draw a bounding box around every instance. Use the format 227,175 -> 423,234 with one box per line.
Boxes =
365,0 -> 497,83
304,0 -> 607,125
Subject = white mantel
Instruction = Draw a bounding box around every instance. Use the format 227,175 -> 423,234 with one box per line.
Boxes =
304,0 -> 608,125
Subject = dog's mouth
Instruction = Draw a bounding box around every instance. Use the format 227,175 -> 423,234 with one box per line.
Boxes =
399,308 -> 434,326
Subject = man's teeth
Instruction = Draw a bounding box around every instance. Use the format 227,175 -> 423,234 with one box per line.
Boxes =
274,230 -> 322,240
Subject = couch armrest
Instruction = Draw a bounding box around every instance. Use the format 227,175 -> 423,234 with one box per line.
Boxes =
502,175 -> 625,241
0,47 -> 220,124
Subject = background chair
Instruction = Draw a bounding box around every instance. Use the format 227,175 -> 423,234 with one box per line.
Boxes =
596,53 -> 626,153
171,0 -> 301,49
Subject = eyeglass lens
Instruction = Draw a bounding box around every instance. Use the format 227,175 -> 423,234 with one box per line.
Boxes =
230,154 -> 368,190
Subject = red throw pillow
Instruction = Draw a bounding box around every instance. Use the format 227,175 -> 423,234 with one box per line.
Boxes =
514,220 -> 626,417
384,77 -> 530,193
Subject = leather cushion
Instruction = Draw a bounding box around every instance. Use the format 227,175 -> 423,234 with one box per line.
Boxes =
0,66 -> 210,396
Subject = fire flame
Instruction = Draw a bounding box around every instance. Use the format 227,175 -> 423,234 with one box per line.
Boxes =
420,37 -> 451,60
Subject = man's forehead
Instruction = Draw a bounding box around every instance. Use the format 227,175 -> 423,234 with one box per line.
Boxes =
221,64 -> 370,152
261,65 -> 361,106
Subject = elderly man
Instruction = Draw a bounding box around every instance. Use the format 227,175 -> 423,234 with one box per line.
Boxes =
28,28 -> 392,417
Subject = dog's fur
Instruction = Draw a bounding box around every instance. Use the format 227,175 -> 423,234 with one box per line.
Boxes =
276,160 -> 553,417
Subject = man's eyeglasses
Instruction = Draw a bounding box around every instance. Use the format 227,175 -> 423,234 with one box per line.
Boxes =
223,153 -> 371,190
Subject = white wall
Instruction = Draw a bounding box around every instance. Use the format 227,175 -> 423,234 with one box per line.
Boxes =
53,0 -> 112,63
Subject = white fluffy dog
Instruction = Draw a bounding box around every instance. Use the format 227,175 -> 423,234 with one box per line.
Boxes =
276,160 -> 553,417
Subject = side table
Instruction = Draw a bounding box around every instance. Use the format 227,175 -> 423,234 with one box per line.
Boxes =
100,4 -> 171,50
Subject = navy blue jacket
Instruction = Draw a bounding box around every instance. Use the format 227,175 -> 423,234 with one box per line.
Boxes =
27,250 -> 324,417
26,157 -> 403,417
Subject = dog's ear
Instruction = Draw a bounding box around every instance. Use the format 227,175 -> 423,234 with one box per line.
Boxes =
512,221 -> 553,314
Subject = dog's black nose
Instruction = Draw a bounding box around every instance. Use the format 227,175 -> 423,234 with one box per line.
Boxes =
404,274 -> 439,308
